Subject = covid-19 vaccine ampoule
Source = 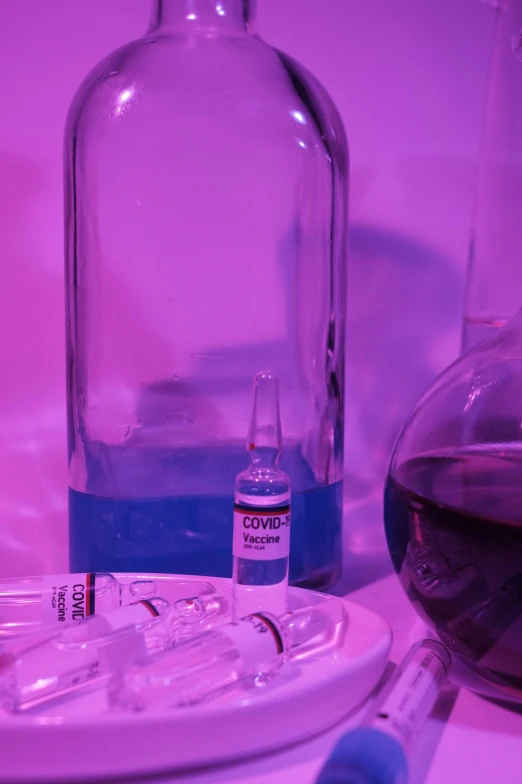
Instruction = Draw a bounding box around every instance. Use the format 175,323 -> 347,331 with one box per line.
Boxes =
0,598 -> 173,712
233,372 -> 291,618
111,597 -> 347,712
173,590 -> 232,638
0,573 -> 156,639
0,574 -> 215,639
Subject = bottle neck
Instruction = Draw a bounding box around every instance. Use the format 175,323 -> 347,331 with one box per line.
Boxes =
150,0 -> 256,33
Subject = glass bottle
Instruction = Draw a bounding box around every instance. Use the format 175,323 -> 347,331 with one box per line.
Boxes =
64,0 -> 348,588
384,309 -> 522,697
462,0 -> 522,351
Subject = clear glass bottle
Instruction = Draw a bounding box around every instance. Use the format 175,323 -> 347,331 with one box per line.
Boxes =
65,0 -> 347,588
384,309 -> 522,697
462,0 -> 522,351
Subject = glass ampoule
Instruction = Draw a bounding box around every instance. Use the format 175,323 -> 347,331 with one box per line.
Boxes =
0,574 -> 216,639
0,598 -> 173,713
110,597 -> 347,712
173,590 -> 232,638
0,573 -> 156,639
233,371 -> 291,619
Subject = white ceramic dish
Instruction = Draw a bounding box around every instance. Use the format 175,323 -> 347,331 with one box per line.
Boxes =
0,574 -> 392,781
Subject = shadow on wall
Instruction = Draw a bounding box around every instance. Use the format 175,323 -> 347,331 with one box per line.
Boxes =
338,222 -> 465,594
0,153 -> 68,577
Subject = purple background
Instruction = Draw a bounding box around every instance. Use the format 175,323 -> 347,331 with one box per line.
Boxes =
0,0 -> 496,578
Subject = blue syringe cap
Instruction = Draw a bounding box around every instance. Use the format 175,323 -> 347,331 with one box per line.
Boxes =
315,727 -> 408,784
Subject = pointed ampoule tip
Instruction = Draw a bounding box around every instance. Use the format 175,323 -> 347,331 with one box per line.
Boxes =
247,371 -> 282,453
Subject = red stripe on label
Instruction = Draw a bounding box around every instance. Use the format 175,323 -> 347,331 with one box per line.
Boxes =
139,600 -> 160,617
86,573 -> 96,616
253,613 -> 284,654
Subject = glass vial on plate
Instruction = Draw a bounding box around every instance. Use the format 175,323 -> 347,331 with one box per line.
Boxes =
111,597 -> 347,712
233,372 -> 291,618
0,598 -> 173,713
0,573 -> 156,639
173,590 -> 232,638
0,574 -> 217,639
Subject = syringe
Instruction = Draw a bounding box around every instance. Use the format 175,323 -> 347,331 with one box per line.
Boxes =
315,639 -> 451,784
110,597 -> 348,711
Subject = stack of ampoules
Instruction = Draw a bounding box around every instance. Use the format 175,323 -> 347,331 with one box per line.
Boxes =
0,572 -> 347,714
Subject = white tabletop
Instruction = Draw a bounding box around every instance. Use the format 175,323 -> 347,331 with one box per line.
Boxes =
133,572 -> 522,784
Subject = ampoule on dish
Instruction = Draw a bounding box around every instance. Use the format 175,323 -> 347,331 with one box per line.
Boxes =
0,598 -> 173,713
110,597 -> 348,712
0,573 -> 214,639
233,371 -> 291,619
174,590 -> 232,638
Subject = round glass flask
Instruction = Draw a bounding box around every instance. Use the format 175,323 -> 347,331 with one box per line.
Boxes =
385,308 -> 522,697
64,0 -> 348,588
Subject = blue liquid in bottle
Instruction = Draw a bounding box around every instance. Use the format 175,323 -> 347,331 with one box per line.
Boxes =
69,443 -> 341,589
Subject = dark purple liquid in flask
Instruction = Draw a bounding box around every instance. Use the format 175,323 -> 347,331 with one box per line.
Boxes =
385,448 -> 522,696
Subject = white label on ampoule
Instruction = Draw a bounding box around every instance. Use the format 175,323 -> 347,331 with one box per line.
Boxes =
98,600 -> 160,633
34,602 -> 157,703
52,657 -> 103,697
221,613 -> 284,672
233,502 -> 291,561
41,573 -> 96,625
373,645 -> 448,751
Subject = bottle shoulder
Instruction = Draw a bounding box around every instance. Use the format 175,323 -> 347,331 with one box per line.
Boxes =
274,48 -> 348,166
65,33 -> 347,168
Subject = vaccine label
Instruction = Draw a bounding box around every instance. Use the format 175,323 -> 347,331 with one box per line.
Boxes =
41,574 -> 96,626
233,503 -> 291,561
100,600 -> 160,633
221,613 -> 284,672
83,600 -> 160,660
54,658 -> 103,696
373,644 -> 449,750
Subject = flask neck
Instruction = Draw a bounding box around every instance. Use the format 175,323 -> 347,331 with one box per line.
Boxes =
150,0 -> 256,33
